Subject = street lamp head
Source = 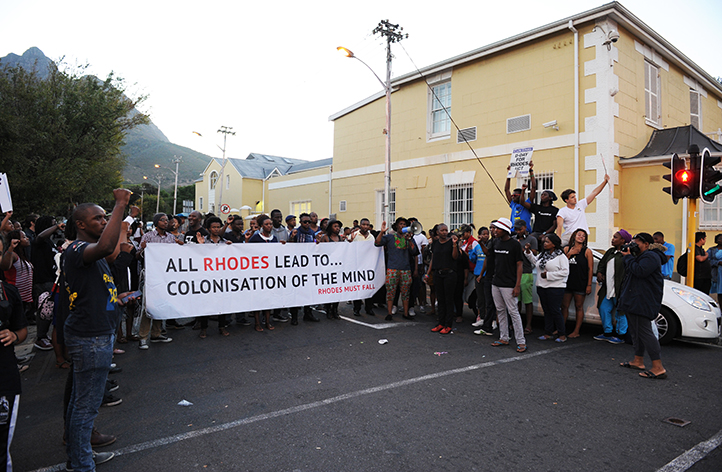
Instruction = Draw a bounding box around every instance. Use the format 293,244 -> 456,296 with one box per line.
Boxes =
154,164 -> 160,168
143,176 -> 148,180
337,46 -> 354,58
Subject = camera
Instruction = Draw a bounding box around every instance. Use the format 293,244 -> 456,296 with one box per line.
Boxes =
621,240 -> 640,256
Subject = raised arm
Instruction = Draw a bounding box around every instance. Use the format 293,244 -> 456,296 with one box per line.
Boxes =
82,189 -> 131,264
585,174 -> 610,205
504,166 -> 513,202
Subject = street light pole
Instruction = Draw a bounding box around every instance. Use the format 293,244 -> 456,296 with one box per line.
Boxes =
217,126 -> 236,211
338,20 -> 406,228
156,156 -> 183,215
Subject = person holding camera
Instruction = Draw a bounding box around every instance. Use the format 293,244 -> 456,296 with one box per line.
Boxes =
593,230 -> 632,344
618,232 -> 668,379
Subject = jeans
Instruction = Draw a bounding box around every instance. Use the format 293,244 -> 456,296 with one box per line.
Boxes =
537,287 -> 565,336
65,333 -> 114,472
492,285 -> 526,345
599,296 -> 627,336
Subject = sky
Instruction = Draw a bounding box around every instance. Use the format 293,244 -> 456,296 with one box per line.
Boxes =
1,0 -> 720,164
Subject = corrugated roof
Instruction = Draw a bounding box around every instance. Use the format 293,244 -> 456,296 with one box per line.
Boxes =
621,125 -> 722,161
215,154 -> 330,180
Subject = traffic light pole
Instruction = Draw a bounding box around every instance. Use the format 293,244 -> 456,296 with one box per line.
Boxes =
686,198 -> 697,288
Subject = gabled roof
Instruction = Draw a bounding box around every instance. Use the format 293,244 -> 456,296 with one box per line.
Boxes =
620,126 -> 722,164
330,1 -> 722,121
203,153 -> 331,180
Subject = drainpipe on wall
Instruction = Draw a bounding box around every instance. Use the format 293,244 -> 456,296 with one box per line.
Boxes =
329,165 -> 333,216
568,20 -> 580,195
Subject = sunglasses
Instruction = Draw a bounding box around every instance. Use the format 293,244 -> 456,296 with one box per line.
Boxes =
301,220 -> 311,224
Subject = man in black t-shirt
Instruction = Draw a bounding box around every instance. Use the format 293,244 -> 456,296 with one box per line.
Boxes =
184,211 -> 209,244
0,281 -> 28,470
63,189 -> 133,471
483,218 -> 527,352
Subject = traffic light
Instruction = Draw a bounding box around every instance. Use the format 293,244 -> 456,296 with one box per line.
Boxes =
663,153 -> 696,204
700,148 -> 722,204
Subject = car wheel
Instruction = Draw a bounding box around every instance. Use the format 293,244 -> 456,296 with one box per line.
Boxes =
655,307 -> 679,345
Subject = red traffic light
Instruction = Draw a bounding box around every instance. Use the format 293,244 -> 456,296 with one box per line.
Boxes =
677,170 -> 690,183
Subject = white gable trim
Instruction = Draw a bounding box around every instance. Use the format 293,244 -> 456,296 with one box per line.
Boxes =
684,76 -> 708,97
634,40 -> 669,71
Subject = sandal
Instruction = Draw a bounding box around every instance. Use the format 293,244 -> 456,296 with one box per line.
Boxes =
516,345 -> 527,353
117,336 -> 128,344
491,340 -> 509,347
113,348 -> 125,355
56,361 -> 71,369
255,326 -> 263,332
219,327 -> 230,336
620,362 -> 644,371
639,370 -> 667,379
265,324 -> 275,331
199,329 -> 207,339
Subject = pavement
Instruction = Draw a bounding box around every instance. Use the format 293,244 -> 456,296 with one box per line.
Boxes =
13,304 -> 722,472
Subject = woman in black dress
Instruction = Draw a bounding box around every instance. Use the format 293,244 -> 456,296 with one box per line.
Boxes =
561,229 -> 593,338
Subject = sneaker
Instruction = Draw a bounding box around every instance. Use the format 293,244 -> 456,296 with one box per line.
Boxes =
408,308 -> 415,317
471,318 -> 484,327
237,317 -> 251,326
34,338 -> 53,350
109,364 -> 122,374
66,451 -> 115,471
272,314 -> 290,323
418,305 -> 426,314
101,394 -> 122,407
391,306 -> 398,315
107,383 -> 119,393
475,328 -> 493,336
150,335 -> 173,343
91,428 -> 117,447
593,333 -> 610,341
440,327 -> 453,334
431,324 -> 444,332
607,336 -> 624,344
139,339 -> 149,350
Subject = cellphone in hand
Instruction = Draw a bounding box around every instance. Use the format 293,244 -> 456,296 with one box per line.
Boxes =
120,290 -> 142,304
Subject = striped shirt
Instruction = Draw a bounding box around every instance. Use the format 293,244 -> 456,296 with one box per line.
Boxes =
140,229 -> 177,245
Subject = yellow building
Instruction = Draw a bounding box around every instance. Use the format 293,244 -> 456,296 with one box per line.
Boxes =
194,154 -> 331,217
315,1 -> 722,252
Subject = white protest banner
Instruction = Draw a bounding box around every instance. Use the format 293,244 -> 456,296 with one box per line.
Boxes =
0,173 -> 13,212
144,242 -> 385,319
506,147 -> 534,178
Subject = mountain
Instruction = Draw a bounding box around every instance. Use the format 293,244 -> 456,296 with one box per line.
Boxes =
0,47 -> 211,186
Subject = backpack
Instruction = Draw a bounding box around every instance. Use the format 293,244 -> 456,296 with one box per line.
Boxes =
677,250 -> 689,277
37,290 -> 55,320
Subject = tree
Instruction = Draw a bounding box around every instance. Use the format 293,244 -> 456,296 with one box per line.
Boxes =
0,60 -> 149,218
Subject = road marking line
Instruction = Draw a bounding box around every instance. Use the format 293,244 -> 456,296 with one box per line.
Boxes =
339,315 -> 416,329
656,428 -> 722,472
31,343 -> 581,472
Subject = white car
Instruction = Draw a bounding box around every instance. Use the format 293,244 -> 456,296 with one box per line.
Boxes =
528,248 -> 722,344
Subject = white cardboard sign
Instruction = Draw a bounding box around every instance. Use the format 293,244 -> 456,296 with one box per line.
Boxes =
507,147 -> 534,178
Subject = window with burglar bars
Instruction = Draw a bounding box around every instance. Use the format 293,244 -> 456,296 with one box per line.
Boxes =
517,171 -> 555,205
701,198 -> 722,230
445,183 -> 473,229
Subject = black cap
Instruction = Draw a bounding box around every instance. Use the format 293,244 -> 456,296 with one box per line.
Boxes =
633,232 -> 654,244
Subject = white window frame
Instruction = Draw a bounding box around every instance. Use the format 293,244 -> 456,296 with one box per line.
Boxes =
199,196 -> 203,211
375,188 -> 396,227
290,200 -> 312,217
644,61 -> 661,127
339,200 -> 347,212
226,175 -> 230,190
445,183 -> 473,229
426,70 -> 452,142
209,171 -> 218,190
690,90 -> 702,130
517,171 -> 555,205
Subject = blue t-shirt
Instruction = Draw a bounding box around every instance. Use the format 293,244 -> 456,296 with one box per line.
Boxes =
662,242 -> 675,278
510,199 -> 532,230
63,241 -> 120,337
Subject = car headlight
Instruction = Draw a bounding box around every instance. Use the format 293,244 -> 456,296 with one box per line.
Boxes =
671,287 -> 712,312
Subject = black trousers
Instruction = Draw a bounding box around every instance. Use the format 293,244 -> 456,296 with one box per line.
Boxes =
435,270 -> 457,327
628,313 -> 662,361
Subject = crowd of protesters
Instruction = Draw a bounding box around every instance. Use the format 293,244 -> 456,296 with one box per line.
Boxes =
2,164 -> 699,469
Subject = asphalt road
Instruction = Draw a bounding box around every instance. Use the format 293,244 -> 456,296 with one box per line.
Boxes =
13,305 -> 722,472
